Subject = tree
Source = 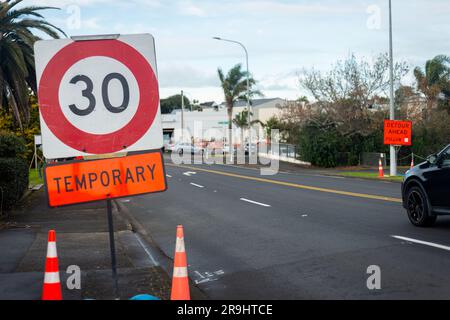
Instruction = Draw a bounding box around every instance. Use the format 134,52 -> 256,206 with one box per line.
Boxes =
0,0 -> 65,130
160,94 -> 190,114
300,53 -> 409,137
395,85 -> 416,107
232,110 -> 259,149
414,55 -> 450,115
262,116 -> 282,143
217,64 -> 260,153
0,93 -> 40,162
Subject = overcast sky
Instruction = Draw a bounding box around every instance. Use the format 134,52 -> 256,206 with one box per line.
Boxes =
28,0 -> 450,103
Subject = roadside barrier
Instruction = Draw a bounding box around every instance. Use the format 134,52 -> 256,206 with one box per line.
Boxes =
378,159 -> 384,178
42,230 -> 62,300
170,225 -> 190,300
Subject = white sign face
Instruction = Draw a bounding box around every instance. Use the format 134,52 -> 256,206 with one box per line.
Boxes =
34,34 -> 163,159
34,135 -> 42,146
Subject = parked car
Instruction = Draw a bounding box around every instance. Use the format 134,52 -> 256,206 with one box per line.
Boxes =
402,144 -> 450,227
165,142 -> 175,153
245,143 -> 257,155
172,142 -> 204,155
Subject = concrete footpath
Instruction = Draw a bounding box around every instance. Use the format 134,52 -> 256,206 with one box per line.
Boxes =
0,189 -> 172,300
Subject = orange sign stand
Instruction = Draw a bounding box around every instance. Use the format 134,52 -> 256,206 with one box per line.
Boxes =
384,120 -> 412,146
45,150 -> 167,207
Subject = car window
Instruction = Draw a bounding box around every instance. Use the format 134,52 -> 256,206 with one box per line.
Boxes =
441,147 -> 450,167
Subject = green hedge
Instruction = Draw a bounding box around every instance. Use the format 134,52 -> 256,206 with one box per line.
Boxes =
0,132 -> 29,211
298,125 -> 342,167
297,124 -> 387,168
0,132 -> 27,158
0,158 -> 29,210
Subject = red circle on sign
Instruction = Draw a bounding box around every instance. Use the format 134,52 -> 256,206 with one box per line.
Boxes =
38,40 -> 159,154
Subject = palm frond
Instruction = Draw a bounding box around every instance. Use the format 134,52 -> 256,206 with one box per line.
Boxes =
0,1 -> 64,127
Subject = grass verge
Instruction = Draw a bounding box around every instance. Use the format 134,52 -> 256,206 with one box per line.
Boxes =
29,169 -> 43,187
336,171 -> 404,183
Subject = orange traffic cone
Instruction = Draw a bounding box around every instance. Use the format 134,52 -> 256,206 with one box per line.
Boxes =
378,159 -> 384,178
42,230 -> 62,300
410,155 -> 414,169
171,225 -> 190,300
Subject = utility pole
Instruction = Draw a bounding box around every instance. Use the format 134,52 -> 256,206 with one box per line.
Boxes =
181,90 -> 185,143
388,0 -> 397,176
213,37 -> 251,160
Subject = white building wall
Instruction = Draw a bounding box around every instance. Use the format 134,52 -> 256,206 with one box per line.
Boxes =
161,98 -> 285,144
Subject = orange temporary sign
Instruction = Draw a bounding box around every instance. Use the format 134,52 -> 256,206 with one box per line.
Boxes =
384,120 -> 412,146
45,150 -> 167,207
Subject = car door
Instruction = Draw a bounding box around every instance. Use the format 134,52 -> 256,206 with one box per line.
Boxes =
425,146 -> 450,208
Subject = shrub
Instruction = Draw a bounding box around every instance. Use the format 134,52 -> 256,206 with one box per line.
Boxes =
298,125 -> 342,167
0,132 -> 29,211
0,158 -> 29,210
0,131 -> 27,158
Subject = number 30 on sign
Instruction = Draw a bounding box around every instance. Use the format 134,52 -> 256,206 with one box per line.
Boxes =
34,34 -> 163,159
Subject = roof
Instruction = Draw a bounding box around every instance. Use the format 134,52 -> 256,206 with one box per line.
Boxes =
199,101 -> 218,107
222,98 -> 285,108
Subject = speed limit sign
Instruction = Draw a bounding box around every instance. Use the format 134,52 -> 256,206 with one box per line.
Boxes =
34,34 -> 163,159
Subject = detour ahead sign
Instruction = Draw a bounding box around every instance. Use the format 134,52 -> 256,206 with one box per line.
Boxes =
384,120 -> 412,146
45,151 -> 167,207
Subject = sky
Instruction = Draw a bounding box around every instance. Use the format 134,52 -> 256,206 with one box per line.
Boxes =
26,0 -> 450,103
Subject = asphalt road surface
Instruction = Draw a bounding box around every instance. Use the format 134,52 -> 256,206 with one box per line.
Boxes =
121,156 -> 450,299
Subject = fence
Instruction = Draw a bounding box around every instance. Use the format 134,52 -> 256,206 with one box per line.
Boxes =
263,143 -> 299,160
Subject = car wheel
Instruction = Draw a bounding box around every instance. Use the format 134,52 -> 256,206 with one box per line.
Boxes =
406,186 -> 437,227
178,149 -> 183,156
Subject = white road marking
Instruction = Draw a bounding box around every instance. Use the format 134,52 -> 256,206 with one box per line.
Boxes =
166,174 -> 172,178
240,198 -> 271,207
193,270 -> 224,285
183,171 -> 197,177
391,235 -> 450,252
190,183 -> 205,188
134,233 -> 159,266
301,214 -> 308,217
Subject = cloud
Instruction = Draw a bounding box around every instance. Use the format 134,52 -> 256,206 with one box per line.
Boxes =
25,0 -> 161,9
258,71 -> 299,92
177,1 -> 207,17
235,0 -> 364,16
158,63 -> 219,88
170,0 -> 363,19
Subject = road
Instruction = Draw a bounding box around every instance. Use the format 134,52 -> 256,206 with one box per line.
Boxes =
121,155 -> 450,299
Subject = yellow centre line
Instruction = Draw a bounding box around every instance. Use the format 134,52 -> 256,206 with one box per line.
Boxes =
167,163 -> 403,203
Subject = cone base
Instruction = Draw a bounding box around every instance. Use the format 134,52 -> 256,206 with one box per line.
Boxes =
42,283 -> 62,300
171,277 -> 190,300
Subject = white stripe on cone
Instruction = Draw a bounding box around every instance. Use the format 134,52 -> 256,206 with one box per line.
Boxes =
173,267 -> 188,278
44,271 -> 60,284
46,242 -> 58,258
176,238 -> 185,253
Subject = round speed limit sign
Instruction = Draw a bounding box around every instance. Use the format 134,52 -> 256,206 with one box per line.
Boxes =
34,34 -> 163,159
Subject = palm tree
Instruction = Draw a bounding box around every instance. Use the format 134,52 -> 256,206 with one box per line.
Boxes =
217,64 -> 260,155
414,55 -> 450,115
262,116 -> 282,143
0,0 -> 65,130
232,110 -> 259,151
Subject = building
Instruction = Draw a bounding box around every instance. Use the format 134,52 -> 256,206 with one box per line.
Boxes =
162,98 -> 285,145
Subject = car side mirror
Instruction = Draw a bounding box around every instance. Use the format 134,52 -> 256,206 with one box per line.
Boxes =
427,154 -> 438,165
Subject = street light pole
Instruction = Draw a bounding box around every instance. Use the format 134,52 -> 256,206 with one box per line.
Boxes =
213,37 -> 251,157
388,0 -> 397,176
181,90 -> 185,143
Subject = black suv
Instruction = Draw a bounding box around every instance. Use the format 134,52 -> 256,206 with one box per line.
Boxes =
402,144 -> 450,227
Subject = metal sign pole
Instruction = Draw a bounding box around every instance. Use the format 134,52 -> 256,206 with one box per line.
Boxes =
106,199 -> 119,299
